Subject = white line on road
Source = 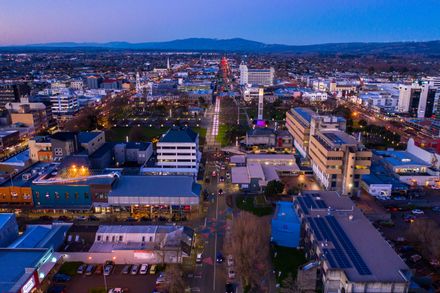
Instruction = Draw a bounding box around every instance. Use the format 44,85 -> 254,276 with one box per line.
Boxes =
213,193 -> 219,291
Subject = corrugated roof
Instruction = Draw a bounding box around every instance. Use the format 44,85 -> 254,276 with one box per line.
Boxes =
109,176 -> 201,197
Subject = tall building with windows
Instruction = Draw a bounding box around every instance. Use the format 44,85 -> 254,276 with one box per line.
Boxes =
239,63 -> 274,86
50,89 -> 79,118
398,80 -> 438,118
0,83 -> 30,109
286,107 -> 346,158
308,130 -> 371,196
142,127 -> 201,176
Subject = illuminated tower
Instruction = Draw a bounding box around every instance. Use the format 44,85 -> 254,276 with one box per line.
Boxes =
257,87 -> 264,120
136,72 -> 141,94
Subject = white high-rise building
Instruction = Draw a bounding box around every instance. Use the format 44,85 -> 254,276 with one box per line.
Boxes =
257,87 -> 264,120
50,89 -> 79,116
398,80 -> 438,118
141,127 -> 201,177
239,63 -> 274,86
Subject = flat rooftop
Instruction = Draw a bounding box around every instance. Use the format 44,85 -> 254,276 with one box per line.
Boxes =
296,191 -> 410,283
1,162 -> 54,187
374,150 -> 430,168
0,213 -> 15,229
0,248 -> 49,293
273,201 -> 300,224
109,175 -> 201,197
292,107 -> 315,123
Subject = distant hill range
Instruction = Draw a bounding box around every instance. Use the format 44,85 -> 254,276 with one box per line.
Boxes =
2,38 -> 440,55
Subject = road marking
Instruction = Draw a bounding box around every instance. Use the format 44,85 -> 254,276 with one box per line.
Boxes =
213,193 -> 219,291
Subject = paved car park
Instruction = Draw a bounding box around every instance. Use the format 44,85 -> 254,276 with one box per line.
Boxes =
65,265 -> 158,293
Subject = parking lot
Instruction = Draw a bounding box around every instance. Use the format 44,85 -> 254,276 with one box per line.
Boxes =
65,265 -> 158,293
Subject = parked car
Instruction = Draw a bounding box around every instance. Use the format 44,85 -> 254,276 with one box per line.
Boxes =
149,264 -> 157,275
57,215 -> 71,221
216,252 -> 224,263
108,289 -> 128,293
121,265 -> 131,275
432,206 -> 440,213
155,272 -> 165,285
77,264 -> 86,274
85,264 -> 95,276
104,264 -> 114,276
75,216 -> 87,221
139,264 -> 149,275
227,255 -> 234,267
95,264 -> 103,275
130,264 -> 139,275
403,214 -> 416,223
196,252 -> 203,264
225,283 -> 236,293
411,209 -> 424,215
228,268 -> 236,279
219,176 -> 225,182
53,273 -> 71,283
88,215 -> 99,221
39,215 -> 53,221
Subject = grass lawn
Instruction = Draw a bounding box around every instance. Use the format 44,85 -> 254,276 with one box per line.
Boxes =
272,245 -> 307,284
216,124 -> 229,147
58,261 -> 83,276
106,126 -> 207,142
236,195 -> 273,217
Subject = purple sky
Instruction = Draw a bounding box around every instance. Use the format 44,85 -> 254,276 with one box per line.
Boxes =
1,0 -> 440,45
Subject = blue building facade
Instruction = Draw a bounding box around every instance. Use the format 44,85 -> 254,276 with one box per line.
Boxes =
32,183 -> 92,209
271,201 -> 301,248
0,213 -> 19,247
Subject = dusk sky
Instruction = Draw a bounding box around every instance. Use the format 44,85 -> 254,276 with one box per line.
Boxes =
1,0 -> 440,46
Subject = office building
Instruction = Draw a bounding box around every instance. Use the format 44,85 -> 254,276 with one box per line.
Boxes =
239,63 -> 275,86
50,89 -> 79,117
286,107 -> 346,158
295,191 -> 410,293
86,76 -> 102,89
308,129 -> 371,196
0,130 -> 20,149
0,83 -> 30,109
142,127 -> 201,176
5,97 -> 49,133
398,80 -> 438,118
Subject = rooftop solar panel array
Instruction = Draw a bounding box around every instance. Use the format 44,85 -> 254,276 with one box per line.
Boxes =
324,132 -> 346,145
304,204 -> 373,275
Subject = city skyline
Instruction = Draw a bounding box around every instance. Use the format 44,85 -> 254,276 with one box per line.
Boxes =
1,0 -> 440,46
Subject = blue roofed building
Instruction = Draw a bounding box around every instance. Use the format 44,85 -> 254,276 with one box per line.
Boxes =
9,222 -> 72,251
108,175 -> 201,218
0,213 -> 19,247
271,201 -> 300,248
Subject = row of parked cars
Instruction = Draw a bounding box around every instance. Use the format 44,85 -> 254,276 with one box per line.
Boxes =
76,262 -> 158,276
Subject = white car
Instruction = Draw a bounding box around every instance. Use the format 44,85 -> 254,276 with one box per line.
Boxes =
139,264 -> 149,274
227,255 -> 234,267
228,268 -> 236,279
411,209 -> 424,215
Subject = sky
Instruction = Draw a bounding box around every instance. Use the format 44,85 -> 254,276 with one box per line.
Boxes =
1,0 -> 440,46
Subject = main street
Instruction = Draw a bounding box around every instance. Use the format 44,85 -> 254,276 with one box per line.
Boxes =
192,95 -> 228,292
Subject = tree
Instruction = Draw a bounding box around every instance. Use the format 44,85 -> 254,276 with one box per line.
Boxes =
280,273 -> 298,293
407,219 -> 440,260
264,180 -> 285,197
225,212 -> 270,290
162,264 -> 187,293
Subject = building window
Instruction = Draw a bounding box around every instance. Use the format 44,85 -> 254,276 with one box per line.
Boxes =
84,192 -> 89,199
45,192 -> 50,199
142,236 -> 145,242
149,236 -> 153,242
119,235 -> 123,242
54,148 -> 63,156
35,191 -> 40,199
75,192 -> 79,200
97,235 -> 101,241
55,192 -> 60,200
65,192 -> 69,200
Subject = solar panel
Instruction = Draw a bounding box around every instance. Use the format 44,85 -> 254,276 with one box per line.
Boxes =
316,200 -> 327,209
324,249 -> 338,268
308,218 -> 323,241
326,216 -> 372,275
324,132 -> 346,145
303,196 -> 318,209
296,197 -> 309,215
